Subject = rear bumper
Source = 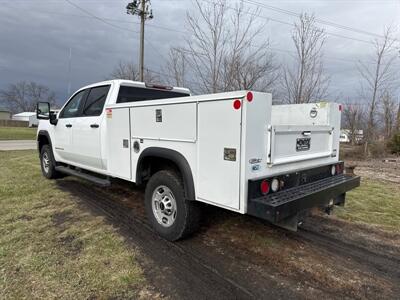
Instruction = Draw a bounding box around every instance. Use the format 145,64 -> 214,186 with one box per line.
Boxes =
247,174 -> 360,223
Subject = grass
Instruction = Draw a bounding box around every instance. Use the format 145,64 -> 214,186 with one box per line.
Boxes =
335,178 -> 400,231
0,127 -> 37,140
0,150 -> 146,299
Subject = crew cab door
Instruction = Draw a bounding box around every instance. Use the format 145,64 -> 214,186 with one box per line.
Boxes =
71,85 -> 110,170
54,89 -> 87,162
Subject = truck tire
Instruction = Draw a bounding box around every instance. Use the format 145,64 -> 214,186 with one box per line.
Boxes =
40,145 -> 60,179
145,170 -> 201,241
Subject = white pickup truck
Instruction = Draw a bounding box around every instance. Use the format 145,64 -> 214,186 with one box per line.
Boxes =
36,80 -> 360,241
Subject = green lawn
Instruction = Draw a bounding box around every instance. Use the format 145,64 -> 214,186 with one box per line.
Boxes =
0,150 -> 147,299
0,127 -> 37,140
335,178 -> 400,231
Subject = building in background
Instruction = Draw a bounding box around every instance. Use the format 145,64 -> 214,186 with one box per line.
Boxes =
340,129 -> 364,144
12,112 -> 38,127
0,107 -> 11,120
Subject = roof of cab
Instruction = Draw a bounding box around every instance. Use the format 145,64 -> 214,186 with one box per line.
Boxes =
77,79 -> 191,95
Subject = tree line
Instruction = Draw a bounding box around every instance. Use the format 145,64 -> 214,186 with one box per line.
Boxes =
0,0 -> 399,154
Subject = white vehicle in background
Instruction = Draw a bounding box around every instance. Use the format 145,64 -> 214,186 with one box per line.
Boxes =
36,80 -> 360,241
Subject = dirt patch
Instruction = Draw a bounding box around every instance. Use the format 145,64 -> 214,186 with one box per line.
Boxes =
347,158 -> 400,183
51,211 -> 74,227
57,234 -> 83,256
16,214 -> 33,221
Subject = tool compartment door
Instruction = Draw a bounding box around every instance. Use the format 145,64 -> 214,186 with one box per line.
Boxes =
197,99 -> 242,210
268,125 -> 333,165
106,107 -> 131,180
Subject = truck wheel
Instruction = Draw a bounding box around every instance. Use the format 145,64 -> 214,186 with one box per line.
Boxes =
40,145 -> 59,179
145,170 -> 201,241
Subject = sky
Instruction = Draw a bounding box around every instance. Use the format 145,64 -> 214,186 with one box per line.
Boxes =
0,0 -> 399,106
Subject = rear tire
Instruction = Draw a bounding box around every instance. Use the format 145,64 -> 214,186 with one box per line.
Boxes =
40,145 -> 60,179
145,170 -> 201,241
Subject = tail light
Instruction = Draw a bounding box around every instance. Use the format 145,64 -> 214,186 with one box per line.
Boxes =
271,178 -> 280,192
336,164 -> 343,174
331,165 -> 336,176
260,180 -> 270,195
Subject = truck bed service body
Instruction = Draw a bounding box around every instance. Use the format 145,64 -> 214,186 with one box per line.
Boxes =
36,80 -> 360,241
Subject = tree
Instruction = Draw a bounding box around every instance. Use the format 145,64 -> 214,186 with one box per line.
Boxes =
396,101 -> 400,133
179,0 -> 278,94
342,103 -> 364,145
0,81 -> 56,113
357,27 -> 397,154
380,90 -> 396,140
165,48 -> 187,87
281,13 -> 329,104
109,60 -> 159,82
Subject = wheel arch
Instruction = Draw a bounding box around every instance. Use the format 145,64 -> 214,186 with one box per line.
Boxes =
37,130 -> 52,154
136,147 -> 196,201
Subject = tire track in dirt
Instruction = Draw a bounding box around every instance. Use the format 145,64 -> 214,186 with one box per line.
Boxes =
295,227 -> 400,283
57,179 -> 299,299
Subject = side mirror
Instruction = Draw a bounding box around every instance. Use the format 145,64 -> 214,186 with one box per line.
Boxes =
49,111 -> 58,125
37,102 -> 50,120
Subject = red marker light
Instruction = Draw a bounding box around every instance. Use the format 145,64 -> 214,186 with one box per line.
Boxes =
246,91 -> 253,102
260,180 -> 270,195
233,99 -> 241,110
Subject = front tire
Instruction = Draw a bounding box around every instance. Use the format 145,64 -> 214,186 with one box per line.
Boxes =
145,170 -> 201,241
40,145 -> 60,179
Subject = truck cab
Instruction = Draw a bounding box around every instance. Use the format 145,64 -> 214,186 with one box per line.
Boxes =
36,80 -> 360,241
37,80 -> 190,174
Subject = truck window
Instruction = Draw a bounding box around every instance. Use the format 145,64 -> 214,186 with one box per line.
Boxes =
83,85 -> 111,116
116,86 -> 189,103
60,90 -> 86,118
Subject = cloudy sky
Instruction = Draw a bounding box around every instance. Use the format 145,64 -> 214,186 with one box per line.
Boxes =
0,0 -> 399,106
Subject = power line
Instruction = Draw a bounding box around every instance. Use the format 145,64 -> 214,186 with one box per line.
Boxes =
201,0 -> 375,45
64,0 -> 137,33
31,6 -> 390,67
243,0 -> 398,42
63,0 -> 168,71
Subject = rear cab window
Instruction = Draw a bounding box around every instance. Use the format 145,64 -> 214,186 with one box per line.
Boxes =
83,85 -> 111,116
116,86 -> 189,103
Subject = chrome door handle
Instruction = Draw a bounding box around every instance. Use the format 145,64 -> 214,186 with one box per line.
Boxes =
90,124 -> 99,128
65,124 -> 72,128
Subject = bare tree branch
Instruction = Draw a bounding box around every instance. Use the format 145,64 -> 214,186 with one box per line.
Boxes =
281,13 -> 329,104
357,27 -> 397,154
108,60 -> 159,83
0,81 -> 56,113
175,0 -> 278,94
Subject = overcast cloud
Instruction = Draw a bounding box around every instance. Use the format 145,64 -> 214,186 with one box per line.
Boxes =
0,0 -> 399,106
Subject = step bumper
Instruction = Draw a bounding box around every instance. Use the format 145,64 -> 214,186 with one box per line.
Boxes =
247,174 -> 360,223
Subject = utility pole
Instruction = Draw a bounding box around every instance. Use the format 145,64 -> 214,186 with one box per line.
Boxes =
67,47 -> 72,98
126,0 -> 153,82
